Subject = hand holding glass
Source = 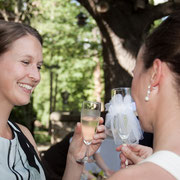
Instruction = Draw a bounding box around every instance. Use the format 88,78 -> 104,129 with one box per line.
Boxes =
78,101 -> 101,163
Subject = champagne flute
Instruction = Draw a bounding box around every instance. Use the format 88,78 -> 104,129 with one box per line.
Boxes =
111,87 -> 131,167
77,101 -> 101,163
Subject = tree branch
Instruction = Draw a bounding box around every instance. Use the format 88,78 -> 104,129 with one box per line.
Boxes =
0,9 -> 9,21
77,0 -> 98,17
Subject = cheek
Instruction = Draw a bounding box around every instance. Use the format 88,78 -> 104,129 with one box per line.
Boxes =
131,77 -> 138,101
13,66 -> 27,79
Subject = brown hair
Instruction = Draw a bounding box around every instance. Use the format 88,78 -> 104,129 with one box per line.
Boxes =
143,11 -> 180,89
0,20 -> 43,56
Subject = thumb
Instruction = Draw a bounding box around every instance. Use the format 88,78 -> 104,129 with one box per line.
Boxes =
72,122 -> 82,140
121,146 -> 142,164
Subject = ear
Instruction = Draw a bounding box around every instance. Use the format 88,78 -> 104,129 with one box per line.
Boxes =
150,59 -> 162,88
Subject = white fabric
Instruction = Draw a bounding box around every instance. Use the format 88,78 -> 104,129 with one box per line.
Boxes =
105,94 -> 143,145
0,121 -> 46,180
139,150 -> 180,179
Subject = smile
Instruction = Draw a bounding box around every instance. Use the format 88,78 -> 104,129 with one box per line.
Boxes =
18,83 -> 33,91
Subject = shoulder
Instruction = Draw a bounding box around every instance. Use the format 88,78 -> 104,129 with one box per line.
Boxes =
109,162 -> 175,180
139,150 -> 180,179
16,123 -> 40,157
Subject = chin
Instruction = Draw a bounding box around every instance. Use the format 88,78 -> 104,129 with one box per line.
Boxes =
14,99 -> 30,106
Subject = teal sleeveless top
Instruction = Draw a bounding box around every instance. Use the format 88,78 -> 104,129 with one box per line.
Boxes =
0,121 -> 46,180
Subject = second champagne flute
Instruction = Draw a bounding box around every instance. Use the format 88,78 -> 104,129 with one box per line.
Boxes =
79,101 -> 101,163
111,87 -> 131,167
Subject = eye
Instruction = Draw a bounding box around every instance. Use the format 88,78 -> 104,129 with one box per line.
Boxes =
37,65 -> 42,70
21,60 -> 29,65
37,63 -> 43,71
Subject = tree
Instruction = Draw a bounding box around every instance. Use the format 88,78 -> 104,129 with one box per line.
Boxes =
0,0 -> 39,23
32,0 -> 104,125
77,0 -> 180,102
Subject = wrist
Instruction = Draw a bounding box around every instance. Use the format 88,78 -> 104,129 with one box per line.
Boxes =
67,152 -> 84,168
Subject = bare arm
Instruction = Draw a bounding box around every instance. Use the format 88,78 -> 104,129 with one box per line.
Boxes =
94,153 -> 115,177
108,162 -> 175,180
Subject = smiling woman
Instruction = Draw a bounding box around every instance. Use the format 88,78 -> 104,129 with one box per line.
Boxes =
0,20 -> 46,179
0,20 -> 106,180
0,35 -> 43,106
0,21 -> 43,105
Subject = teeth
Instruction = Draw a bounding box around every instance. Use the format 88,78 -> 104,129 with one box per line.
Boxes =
18,83 -> 33,90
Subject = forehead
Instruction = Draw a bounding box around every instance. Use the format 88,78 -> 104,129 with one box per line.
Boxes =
10,34 -> 41,49
9,35 -> 43,58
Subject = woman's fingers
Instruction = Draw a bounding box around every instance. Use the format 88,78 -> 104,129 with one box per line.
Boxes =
92,124 -> 106,144
120,151 -> 133,168
121,146 -> 143,164
97,124 -> 105,133
129,144 -> 153,158
99,117 -> 104,125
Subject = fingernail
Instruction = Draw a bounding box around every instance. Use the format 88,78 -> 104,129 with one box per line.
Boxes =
98,126 -> 103,131
122,146 -> 129,154
94,134 -> 98,139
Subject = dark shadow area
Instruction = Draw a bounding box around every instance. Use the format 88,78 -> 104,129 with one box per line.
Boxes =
41,132 -> 74,180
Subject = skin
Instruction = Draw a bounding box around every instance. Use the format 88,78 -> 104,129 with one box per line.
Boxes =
118,144 -> 153,168
107,46 -> 180,179
94,152 -> 115,177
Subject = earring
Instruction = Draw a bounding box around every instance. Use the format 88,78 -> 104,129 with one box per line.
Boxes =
145,85 -> 151,102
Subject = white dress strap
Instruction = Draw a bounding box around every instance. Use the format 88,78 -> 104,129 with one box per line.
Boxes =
139,150 -> 180,179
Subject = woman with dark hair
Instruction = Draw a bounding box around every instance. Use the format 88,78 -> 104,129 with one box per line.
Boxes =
0,20 -> 105,180
117,12 -> 180,179
107,12 -> 180,179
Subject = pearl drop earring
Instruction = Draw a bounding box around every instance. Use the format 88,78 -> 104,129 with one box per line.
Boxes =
145,85 -> 151,102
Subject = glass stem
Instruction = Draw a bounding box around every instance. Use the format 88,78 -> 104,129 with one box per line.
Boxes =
84,144 -> 90,162
122,141 -> 128,167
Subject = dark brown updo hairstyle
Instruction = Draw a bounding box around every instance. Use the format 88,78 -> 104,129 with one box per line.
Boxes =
0,20 -> 43,56
143,11 -> 180,90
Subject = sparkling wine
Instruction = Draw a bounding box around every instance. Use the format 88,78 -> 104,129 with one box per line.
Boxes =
81,116 -> 99,144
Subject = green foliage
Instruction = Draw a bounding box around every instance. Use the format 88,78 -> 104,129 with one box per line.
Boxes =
10,102 -> 37,134
149,18 -> 163,34
31,0 -> 103,125
0,0 -> 40,23
149,0 -> 154,5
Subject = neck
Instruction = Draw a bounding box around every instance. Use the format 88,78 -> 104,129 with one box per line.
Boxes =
0,99 -> 14,139
152,90 -> 180,155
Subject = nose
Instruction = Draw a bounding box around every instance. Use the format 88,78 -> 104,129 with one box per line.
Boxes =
28,64 -> 41,83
